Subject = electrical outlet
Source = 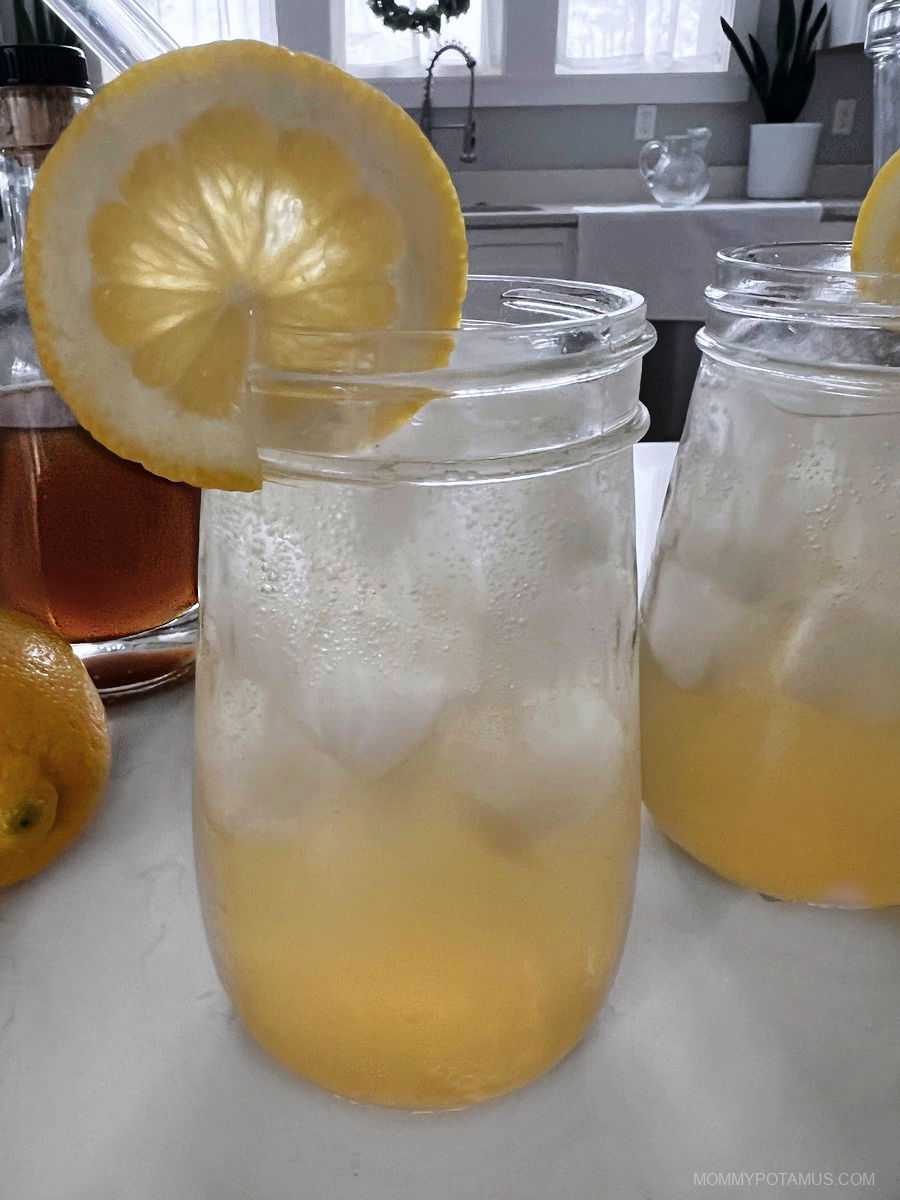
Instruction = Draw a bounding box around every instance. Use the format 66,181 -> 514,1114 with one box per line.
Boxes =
832,98 -> 857,137
634,105 -> 657,141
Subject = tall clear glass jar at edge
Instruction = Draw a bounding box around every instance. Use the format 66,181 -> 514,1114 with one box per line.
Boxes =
0,44 -> 200,697
866,0 -> 900,170
194,277 -> 654,1108
641,244 -> 900,908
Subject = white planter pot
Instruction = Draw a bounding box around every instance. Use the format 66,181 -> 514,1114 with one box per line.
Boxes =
747,122 -> 822,199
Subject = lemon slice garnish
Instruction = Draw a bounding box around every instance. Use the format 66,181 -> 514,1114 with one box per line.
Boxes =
25,42 -> 468,490
851,148 -> 900,277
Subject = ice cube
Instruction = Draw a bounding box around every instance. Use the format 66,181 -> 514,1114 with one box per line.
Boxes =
778,588 -> 900,725
676,524 -> 798,606
435,683 -> 630,830
302,659 -> 450,778
643,557 -> 758,690
671,379 -> 841,606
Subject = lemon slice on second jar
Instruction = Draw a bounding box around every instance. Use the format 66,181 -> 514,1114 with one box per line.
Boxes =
24,41 -> 468,491
851,147 -> 900,275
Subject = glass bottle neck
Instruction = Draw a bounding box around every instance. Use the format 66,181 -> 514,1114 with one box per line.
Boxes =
0,148 -> 44,271
0,86 -> 91,274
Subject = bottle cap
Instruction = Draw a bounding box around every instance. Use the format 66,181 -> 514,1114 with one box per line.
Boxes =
0,44 -> 90,90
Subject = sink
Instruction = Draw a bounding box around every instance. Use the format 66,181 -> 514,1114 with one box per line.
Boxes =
462,202 -> 543,213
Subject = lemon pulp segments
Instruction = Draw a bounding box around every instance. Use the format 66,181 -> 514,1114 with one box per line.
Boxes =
24,43 -> 468,490
89,110 -> 405,418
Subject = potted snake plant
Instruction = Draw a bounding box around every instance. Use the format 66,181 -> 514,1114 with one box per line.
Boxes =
722,0 -> 828,198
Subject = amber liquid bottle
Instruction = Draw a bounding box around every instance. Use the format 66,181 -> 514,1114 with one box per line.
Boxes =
0,45 -> 199,697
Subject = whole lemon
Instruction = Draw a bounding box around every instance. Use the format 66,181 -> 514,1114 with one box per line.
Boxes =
0,609 -> 110,887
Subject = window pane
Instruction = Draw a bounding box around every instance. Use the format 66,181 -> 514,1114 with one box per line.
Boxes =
343,0 -> 419,69
144,0 -> 276,45
417,2 -> 484,67
99,0 -> 277,80
340,0 -> 496,75
675,0 -> 735,62
563,0 -> 645,63
558,0 -> 736,72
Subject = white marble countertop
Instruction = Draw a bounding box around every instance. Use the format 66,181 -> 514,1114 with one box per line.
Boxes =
462,198 -> 861,229
4,444 -> 900,1200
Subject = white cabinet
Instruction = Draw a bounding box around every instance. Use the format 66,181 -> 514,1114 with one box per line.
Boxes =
466,224 -> 577,280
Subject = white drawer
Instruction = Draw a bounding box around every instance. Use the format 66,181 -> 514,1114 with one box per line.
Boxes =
466,225 -> 577,280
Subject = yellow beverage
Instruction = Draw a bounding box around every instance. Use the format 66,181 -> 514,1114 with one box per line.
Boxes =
195,742 -> 637,1109
18,41 -> 650,1107
641,650 -> 900,908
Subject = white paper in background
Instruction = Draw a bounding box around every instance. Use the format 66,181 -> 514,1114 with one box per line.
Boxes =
575,202 -> 830,320
634,441 -> 677,598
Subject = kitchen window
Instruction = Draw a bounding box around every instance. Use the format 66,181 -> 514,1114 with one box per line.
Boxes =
129,0 -> 762,107
308,0 -> 761,104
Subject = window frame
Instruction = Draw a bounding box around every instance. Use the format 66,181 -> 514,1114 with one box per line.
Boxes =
277,0 -> 761,107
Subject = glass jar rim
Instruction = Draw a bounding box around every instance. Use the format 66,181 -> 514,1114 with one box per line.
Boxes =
246,276 -> 653,478
700,243 -> 899,397
866,0 -> 900,55
706,242 -> 900,327
663,126 -> 711,143
249,275 -> 654,398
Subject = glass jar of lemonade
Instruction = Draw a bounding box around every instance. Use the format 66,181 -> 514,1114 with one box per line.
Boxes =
642,243 -> 900,908
193,276 -> 653,1108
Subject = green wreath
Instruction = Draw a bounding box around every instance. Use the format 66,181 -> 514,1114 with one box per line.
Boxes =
366,0 -> 471,36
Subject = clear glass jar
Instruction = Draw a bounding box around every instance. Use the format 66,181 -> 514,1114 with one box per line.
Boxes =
641,243 -> 900,908
866,0 -> 900,170
193,276 -> 653,1109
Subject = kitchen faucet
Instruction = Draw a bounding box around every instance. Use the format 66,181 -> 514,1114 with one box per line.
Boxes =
419,41 -> 477,164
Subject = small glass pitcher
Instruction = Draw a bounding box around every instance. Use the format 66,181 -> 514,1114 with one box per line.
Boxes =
639,127 -> 711,208
641,244 -> 900,909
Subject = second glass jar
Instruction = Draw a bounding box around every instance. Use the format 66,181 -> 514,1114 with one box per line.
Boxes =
642,243 -> 900,908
